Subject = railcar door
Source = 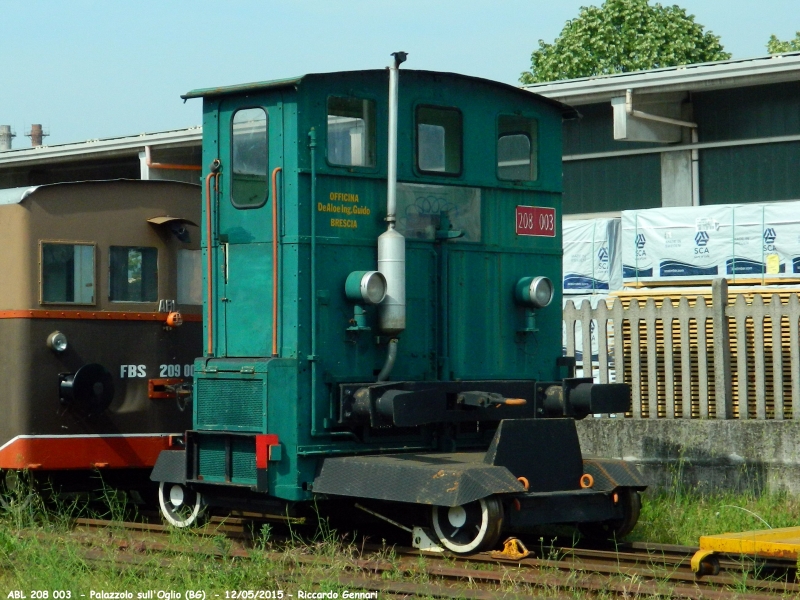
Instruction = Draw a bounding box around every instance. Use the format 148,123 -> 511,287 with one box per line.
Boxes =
215,97 -> 284,357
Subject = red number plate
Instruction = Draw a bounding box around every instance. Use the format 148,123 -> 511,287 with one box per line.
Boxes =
515,205 -> 556,237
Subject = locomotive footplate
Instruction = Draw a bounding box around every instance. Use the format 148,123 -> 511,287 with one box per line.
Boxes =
314,418 -> 642,510
314,450 -> 526,507
504,489 -> 627,529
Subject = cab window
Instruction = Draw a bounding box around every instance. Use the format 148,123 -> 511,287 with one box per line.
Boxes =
231,107 -> 268,208
41,242 -> 95,304
416,106 -> 462,175
327,97 -> 376,167
498,115 -> 538,181
110,246 -> 158,302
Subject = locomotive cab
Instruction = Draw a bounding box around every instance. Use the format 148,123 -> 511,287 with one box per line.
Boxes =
152,61 -> 646,551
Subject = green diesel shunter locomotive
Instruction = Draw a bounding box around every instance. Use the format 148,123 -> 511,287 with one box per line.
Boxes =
152,55 -> 646,553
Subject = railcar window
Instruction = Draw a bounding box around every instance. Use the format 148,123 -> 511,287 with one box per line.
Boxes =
41,243 -> 95,304
109,246 -> 158,302
231,108 -> 269,208
327,97 -> 376,167
177,249 -> 202,305
497,115 -> 538,181
416,106 -> 462,175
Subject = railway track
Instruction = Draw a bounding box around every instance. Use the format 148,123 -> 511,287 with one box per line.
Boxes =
55,517 -> 800,599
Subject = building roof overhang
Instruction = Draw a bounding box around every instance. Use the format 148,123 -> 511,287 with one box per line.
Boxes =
0,127 -> 202,169
524,52 -> 800,105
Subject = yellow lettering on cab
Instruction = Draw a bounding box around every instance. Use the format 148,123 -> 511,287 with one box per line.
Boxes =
330,218 -> 357,229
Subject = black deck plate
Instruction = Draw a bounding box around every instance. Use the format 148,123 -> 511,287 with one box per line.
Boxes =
313,452 -> 524,507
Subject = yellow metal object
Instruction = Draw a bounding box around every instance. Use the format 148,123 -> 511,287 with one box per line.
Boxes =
697,526 -> 800,560
491,537 -> 531,560
690,549 -> 719,577
691,526 -> 800,577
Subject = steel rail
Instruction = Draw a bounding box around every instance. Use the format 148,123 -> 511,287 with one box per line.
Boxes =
64,518 -> 799,599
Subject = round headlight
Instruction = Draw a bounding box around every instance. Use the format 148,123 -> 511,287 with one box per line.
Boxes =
345,271 -> 387,305
529,276 -> 554,308
514,276 -> 554,309
47,331 -> 68,353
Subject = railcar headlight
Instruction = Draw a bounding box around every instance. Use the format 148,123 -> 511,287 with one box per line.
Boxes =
514,276 -> 554,309
345,271 -> 387,305
46,331 -> 68,353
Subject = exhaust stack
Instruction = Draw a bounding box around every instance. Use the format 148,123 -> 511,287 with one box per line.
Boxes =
0,126 -> 14,151
378,51 -> 407,336
27,124 -> 48,147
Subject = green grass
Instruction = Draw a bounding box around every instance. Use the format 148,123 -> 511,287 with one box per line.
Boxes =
0,515 -> 359,593
633,485 -> 800,546
0,479 -> 446,596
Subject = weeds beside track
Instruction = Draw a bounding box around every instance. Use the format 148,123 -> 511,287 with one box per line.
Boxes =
4,516 -> 792,599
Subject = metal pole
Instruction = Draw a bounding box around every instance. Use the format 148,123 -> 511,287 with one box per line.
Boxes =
386,51 -> 407,225
691,129 -> 701,207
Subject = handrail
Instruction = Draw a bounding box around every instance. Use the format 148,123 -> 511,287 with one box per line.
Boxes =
271,166 -> 282,358
204,163 -> 220,356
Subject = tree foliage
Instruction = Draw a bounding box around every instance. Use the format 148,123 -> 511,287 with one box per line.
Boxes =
520,0 -> 730,84
767,32 -> 800,54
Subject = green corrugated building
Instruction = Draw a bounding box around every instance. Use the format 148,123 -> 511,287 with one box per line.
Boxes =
525,52 -> 800,216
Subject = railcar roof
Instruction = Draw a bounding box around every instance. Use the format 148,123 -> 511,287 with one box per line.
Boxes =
0,186 -> 39,206
0,179 -> 200,206
182,69 -> 578,118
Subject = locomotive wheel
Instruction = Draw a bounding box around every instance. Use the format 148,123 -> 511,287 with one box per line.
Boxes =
579,488 -> 641,541
431,497 -> 504,554
158,482 -> 205,528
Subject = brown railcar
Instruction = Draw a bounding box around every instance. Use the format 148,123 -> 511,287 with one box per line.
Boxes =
0,179 -> 201,485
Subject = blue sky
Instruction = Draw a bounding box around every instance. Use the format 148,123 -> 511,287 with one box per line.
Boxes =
2,0 -> 798,146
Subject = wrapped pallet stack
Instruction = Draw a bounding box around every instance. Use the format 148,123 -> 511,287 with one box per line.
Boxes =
563,217 -> 622,294
563,201 -> 800,420
622,202 -> 800,287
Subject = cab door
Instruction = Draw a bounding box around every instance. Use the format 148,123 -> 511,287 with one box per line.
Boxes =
216,97 -> 283,357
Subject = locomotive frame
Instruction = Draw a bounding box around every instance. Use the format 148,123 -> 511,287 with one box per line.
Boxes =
152,58 -> 646,552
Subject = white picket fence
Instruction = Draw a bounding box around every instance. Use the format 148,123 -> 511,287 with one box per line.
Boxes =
563,279 -> 800,419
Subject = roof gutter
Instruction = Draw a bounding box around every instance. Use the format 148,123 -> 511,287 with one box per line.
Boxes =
624,89 -> 696,129
622,89 -> 700,206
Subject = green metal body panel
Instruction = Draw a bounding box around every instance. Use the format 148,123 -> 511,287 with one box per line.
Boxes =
192,70 -> 569,502
563,154 -> 662,214
563,102 -> 662,155
561,103 -> 662,214
700,142 -> 800,205
693,81 -> 800,142
692,81 -> 800,206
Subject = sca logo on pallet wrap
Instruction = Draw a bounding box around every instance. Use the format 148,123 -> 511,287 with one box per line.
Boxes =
622,202 -> 800,284
765,203 -> 800,276
622,205 -> 730,283
563,218 -> 622,293
727,204 -> 790,276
